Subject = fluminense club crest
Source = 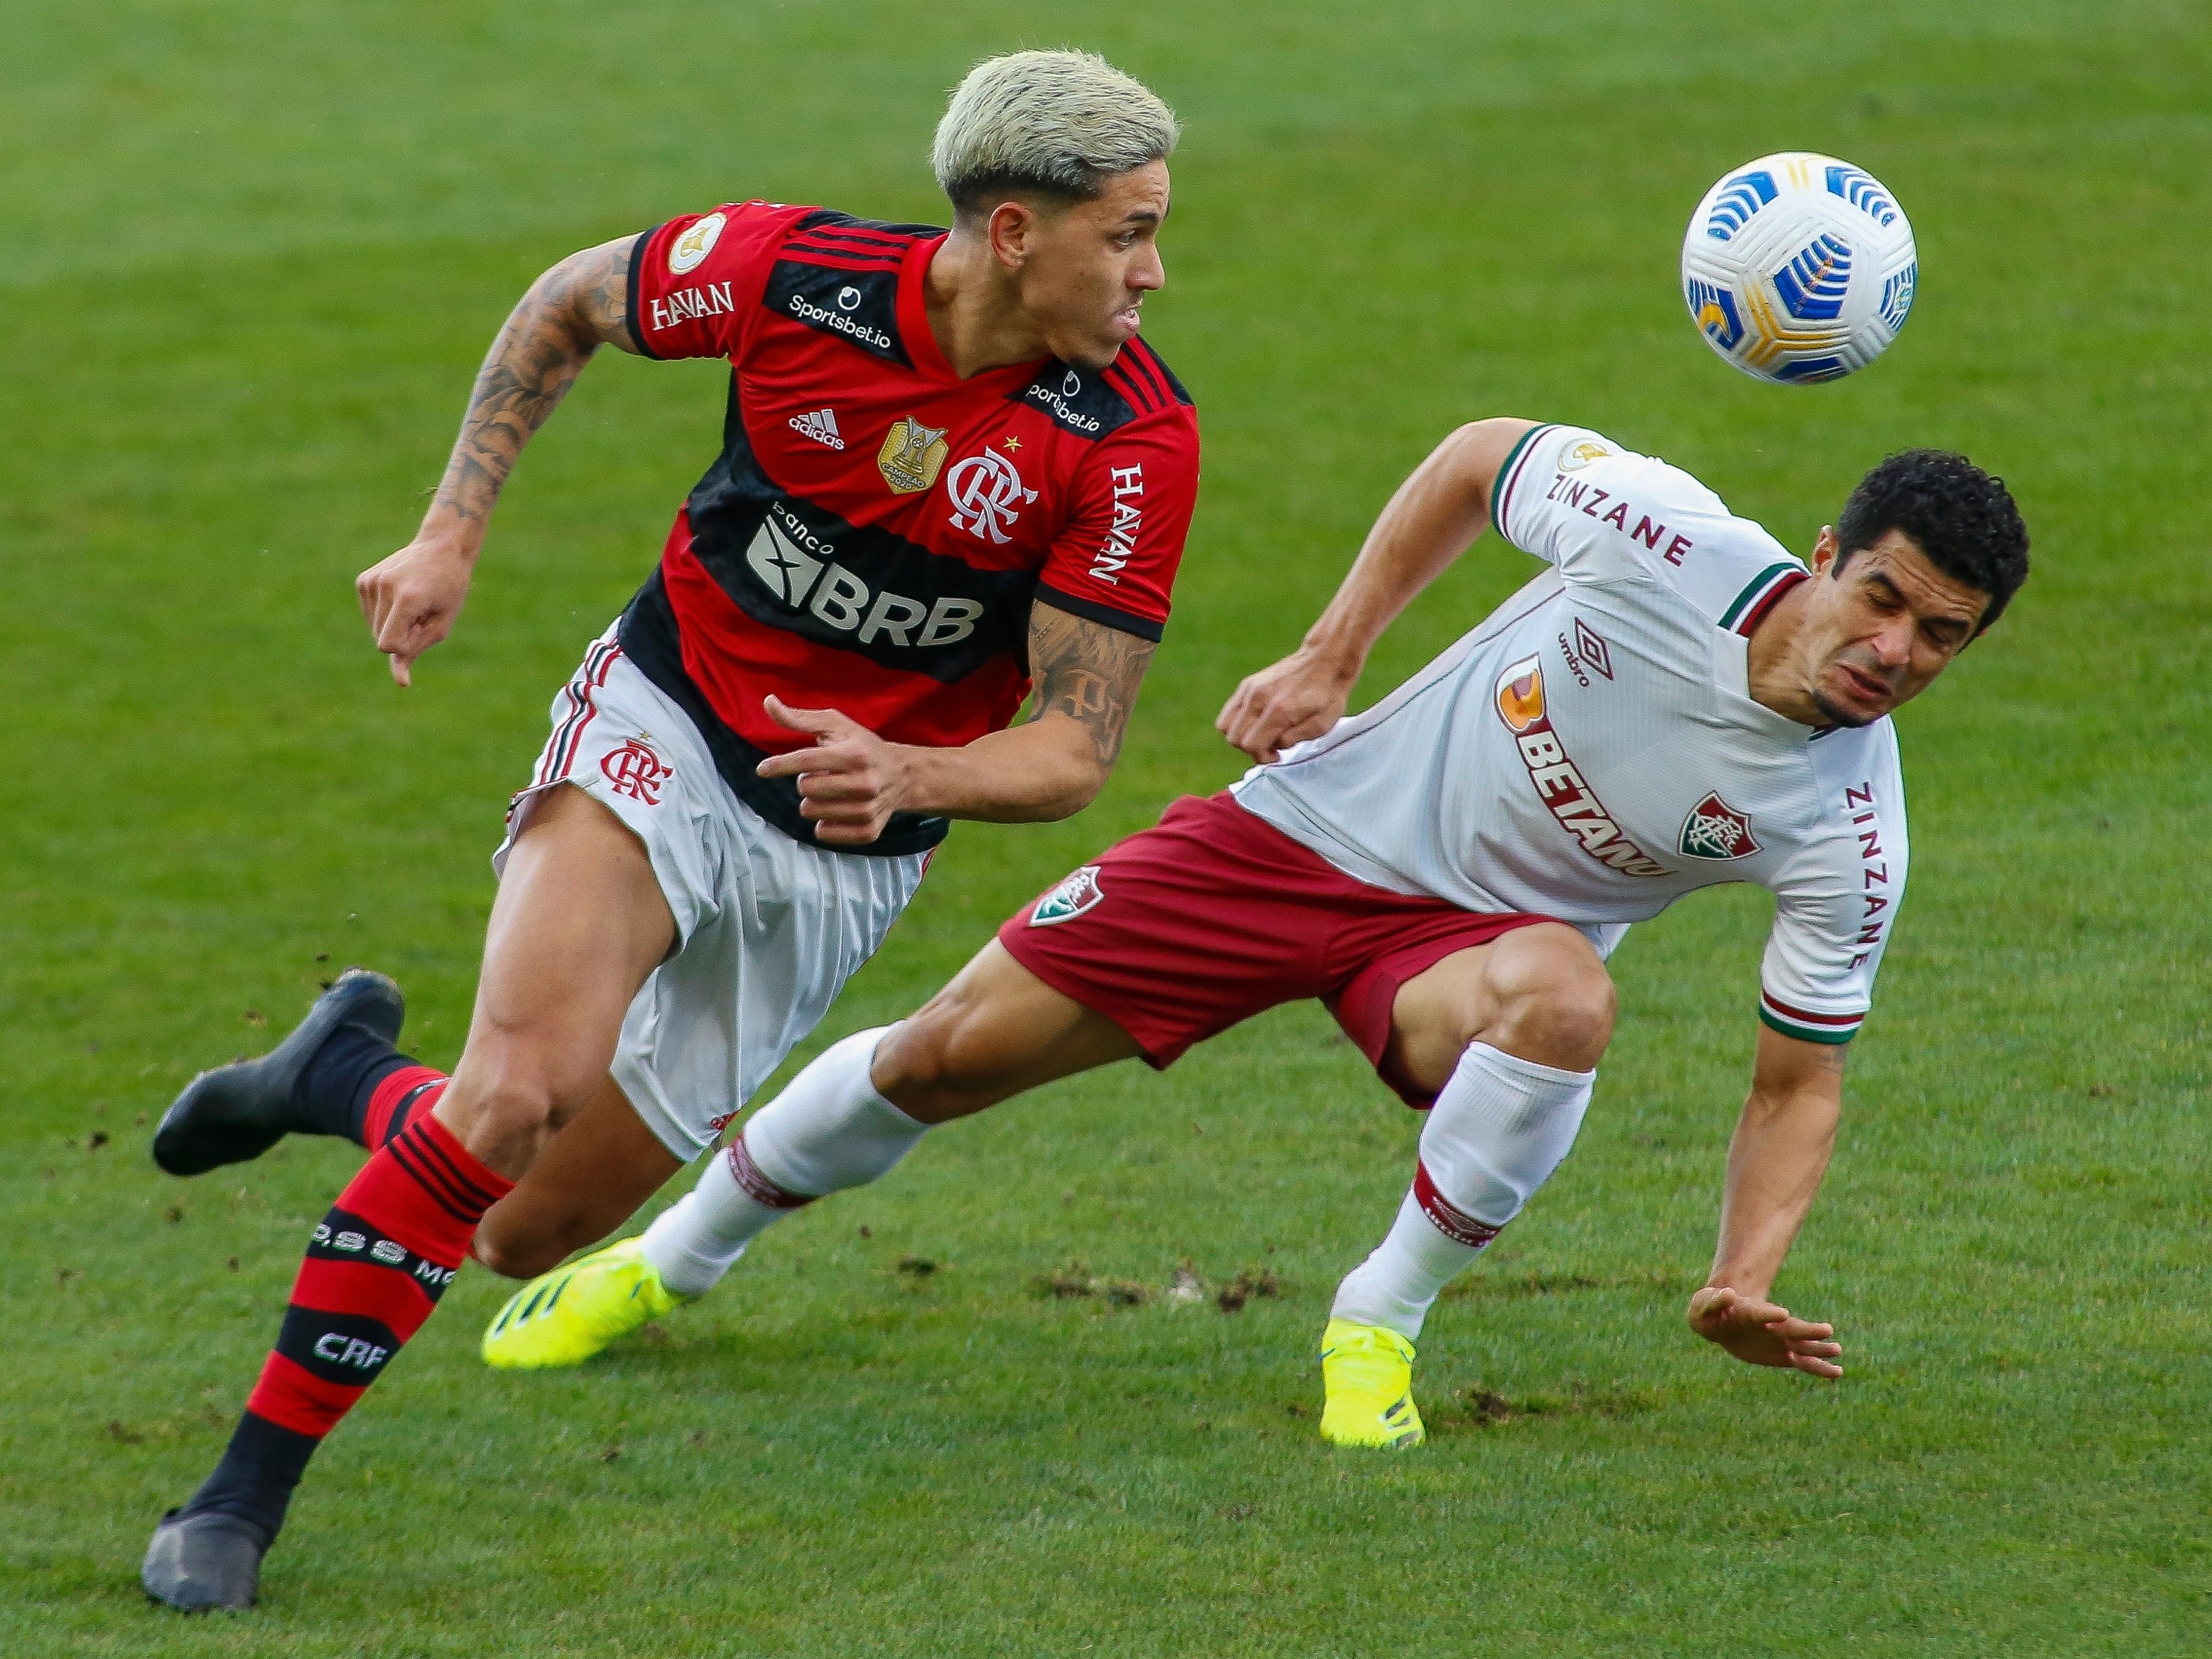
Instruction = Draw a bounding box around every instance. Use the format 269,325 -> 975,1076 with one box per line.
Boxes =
1678,792 -> 1760,859
1029,864 -> 1105,926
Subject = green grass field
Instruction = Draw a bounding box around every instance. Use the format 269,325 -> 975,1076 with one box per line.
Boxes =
4,2 -> 2208,1652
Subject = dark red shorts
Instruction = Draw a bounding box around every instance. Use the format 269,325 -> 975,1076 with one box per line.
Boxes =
997,791 -> 1554,1107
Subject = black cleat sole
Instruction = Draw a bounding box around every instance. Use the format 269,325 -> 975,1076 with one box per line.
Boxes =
142,1508 -> 268,1611
152,970 -> 404,1177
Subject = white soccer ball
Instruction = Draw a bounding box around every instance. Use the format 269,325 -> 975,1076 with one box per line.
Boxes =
1680,152 -> 1917,383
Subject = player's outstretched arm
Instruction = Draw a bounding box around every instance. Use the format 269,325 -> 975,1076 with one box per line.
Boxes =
356,235 -> 643,686
754,601 -> 1155,845
1689,1025 -> 1848,1378
1216,415 -> 1539,762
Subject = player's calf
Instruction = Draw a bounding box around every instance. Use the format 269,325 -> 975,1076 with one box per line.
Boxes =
1342,935 -> 1612,1445
484,1027 -> 927,1367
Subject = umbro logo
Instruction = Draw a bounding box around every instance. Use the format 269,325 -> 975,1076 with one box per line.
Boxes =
1558,616 -> 1614,687
788,408 -> 846,451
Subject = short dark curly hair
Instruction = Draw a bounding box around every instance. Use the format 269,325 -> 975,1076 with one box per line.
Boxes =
1835,449 -> 2030,634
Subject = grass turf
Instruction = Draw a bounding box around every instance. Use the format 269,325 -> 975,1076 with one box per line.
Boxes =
3,1 -> 2207,1652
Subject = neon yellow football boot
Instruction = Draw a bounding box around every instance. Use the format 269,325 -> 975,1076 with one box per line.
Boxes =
481,1236 -> 693,1369
1318,1317 -> 1425,1448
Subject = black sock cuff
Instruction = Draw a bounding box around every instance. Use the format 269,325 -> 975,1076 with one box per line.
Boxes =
342,1053 -> 425,1146
179,1411 -> 321,1543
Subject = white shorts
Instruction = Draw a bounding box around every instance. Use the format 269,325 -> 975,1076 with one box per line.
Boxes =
494,624 -> 928,1160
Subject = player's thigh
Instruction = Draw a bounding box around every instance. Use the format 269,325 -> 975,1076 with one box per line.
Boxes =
875,939 -> 1142,1124
1386,922 -> 1616,1091
443,784 -> 677,1148
474,1072 -> 684,1279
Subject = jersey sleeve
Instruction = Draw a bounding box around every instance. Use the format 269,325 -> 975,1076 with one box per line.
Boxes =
1758,738 -> 1910,1044
1034,406 -> 1201,641
1488,422 -> 1806,624
627,200 -> 804,363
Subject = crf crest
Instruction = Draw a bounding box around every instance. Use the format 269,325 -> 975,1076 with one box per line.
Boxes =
601,738 -> 672,805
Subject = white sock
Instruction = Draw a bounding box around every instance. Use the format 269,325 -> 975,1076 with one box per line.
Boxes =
641,1026 -> 925,1297
1330,1042 -> 1595,1341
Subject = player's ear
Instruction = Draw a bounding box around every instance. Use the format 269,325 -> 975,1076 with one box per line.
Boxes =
1811,526 -> 1842,577
986,200 -> 1038,269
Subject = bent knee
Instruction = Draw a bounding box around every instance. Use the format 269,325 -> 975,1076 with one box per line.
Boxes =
1496,976 -> 1614,1071
1483,932 -> 1616,1072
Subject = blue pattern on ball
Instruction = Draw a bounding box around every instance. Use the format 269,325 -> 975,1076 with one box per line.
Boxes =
1825,164 -> 1899,227
1879,262 -> 1917,333
1684,278 -> 1746,350
1704,170 -> 1777,242
1774,234 -> 1853,321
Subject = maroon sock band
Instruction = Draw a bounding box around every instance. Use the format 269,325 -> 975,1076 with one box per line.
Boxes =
1412,1160 -> 1505,1251
727,1133 -> 815,1210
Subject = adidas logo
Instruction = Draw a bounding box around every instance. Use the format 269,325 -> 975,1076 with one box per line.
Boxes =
788,408 -> 845,451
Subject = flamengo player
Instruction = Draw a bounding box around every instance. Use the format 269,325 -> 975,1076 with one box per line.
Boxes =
142,51 -> 1197,1608
495,418 -> 2027,1445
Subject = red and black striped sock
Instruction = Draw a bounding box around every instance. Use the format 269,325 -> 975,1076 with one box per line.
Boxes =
293,1018 -> 445,1151
354,1065 -> 447,1150
178,1112 -> 512,1542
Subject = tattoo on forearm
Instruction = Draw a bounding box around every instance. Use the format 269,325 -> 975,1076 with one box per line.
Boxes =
1029,603 -> 1155,770
430,236 -> 638,527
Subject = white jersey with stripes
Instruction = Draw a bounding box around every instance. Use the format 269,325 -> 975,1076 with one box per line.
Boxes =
1230,423 -> 1908,1044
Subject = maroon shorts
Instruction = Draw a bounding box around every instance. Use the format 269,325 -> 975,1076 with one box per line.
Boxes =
997,791 -> 1553,1107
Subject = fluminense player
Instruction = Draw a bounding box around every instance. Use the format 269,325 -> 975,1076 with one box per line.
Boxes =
142,51 -> 1200,1609
487,418 -> 2028,1445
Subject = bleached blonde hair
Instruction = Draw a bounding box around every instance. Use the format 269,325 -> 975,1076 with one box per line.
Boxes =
932,49 -> 1179,219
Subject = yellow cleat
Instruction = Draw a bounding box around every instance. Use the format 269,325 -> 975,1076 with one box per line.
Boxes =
1318,1317 -> 1425,1448
481,1236 -> 692,1369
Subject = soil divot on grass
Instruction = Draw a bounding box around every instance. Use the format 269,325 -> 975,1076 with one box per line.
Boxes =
1031,1258 -> 1286,1311
1216,1267 -> 1280,1313
1428,1379 -> 1666,1433
1031,1260 -> 1153,1305
1441,1266 -> 1687,1302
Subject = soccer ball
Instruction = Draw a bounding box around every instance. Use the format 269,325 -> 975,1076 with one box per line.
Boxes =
1680,152 -> 1917,383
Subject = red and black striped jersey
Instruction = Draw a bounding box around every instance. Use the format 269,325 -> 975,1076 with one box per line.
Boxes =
615,199 -> 1202,856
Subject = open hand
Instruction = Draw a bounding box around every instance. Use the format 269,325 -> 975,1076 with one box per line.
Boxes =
1214,645 -> 1360,764
754,696 -> 913,846
356,538 -> 475,686
1687,1285 -> 1843,1378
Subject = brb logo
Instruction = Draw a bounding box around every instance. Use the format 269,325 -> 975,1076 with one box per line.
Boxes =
745,505 -> 986,649
601,738 -> 671,805
946,449 -> 1039,544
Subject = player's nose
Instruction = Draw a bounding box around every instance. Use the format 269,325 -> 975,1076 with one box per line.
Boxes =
1128,243 -> 1166,293
1871,616 -> 1916,665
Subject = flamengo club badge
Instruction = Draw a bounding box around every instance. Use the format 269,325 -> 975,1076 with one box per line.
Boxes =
1029,865 -> 1105,926
877,416 -> 950,494
1678,791 -> 1761,859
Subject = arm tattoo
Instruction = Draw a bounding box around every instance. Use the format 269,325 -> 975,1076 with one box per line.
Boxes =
1027,601 -> 1157,772
429,234 -> 640,528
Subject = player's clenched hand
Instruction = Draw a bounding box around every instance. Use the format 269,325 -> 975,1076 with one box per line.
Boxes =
1687,1285 -> 1843,1378
1215,645 -> 1361,764
356,539 -> 475,687
757,696 -> 915,846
